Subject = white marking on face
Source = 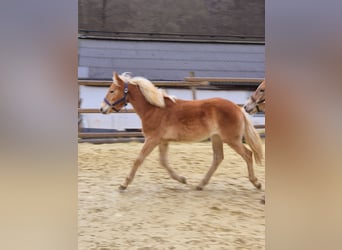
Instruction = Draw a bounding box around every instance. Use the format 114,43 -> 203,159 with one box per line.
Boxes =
100,102 -> 110,114
244,99 -> 257,114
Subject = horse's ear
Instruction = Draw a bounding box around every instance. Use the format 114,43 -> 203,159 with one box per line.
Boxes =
112,71 -> 122,84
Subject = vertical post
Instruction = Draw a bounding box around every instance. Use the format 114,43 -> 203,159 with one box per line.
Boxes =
78,87 -> 82,133
189,71 -> 197,100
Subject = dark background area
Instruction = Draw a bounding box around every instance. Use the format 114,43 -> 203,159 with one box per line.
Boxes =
79,0 -> 264,42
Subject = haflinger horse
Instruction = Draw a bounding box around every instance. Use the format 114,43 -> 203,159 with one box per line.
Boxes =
100,72 -> 264,191
243,80 -> 265,114
243,80 -> 266,204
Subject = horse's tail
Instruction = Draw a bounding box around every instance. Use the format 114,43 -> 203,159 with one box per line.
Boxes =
241,108 -> 263,164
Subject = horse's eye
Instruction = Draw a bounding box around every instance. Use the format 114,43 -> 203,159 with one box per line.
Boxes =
260,89 -> 265,93
110,90 -> 114,93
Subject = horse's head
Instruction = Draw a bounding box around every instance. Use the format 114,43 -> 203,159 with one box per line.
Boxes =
244,80 -> 266,114
100,72 -> 130,114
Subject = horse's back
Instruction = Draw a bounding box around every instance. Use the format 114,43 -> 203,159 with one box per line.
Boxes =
206,98 -> 244,126
167,97 -> 239,109
158,97 -> 244,141
165,97 -> 242,120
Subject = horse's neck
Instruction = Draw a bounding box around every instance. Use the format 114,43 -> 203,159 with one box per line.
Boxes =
128,86 -> 158,117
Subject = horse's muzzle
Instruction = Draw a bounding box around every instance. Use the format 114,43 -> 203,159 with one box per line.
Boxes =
243,104 -> 256,114
100,103 -> 110,114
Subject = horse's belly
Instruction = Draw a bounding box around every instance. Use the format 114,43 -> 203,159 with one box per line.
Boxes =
162,125 -> 212,142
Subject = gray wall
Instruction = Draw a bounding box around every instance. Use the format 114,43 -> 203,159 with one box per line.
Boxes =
78,39 -> 264,80
79,0 -> 264,42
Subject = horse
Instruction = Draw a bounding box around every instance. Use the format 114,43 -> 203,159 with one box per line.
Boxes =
243,80 -> 266,204
100,72 -> 264,191
243,80 -> 265,114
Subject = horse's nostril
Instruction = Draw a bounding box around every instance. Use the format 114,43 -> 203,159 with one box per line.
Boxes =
100,107 -> 103,112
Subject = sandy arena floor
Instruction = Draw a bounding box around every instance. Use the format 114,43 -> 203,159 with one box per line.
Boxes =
78,141 -> 265,249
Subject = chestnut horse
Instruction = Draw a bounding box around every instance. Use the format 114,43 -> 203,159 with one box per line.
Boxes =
244,80 -> 265,114
100,72 -> 263,191
243,80 -> 266,204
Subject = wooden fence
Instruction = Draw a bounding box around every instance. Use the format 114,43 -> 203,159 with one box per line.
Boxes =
78,77 -> 264,143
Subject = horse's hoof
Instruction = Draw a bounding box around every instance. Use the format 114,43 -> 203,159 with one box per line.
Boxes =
260,196 -> 265,204
255,183 -> 262,190
119,185 -> 127,190
196,186 -> 203,191
180,177 -> 187,184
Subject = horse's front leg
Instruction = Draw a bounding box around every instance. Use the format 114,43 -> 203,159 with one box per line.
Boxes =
119,138 -> 159,190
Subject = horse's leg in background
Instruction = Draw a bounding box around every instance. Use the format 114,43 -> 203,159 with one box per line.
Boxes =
196,135 -> 224,190
159,141 -> 187,184
226,139 -> 262,189
119,137 -> 159,190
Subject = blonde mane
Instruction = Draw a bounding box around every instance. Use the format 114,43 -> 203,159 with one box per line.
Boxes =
117,73 -> 176,107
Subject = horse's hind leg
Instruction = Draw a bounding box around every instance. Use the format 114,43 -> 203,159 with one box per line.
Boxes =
196,135 -> 224,190
226,139 -> 262,189
159,141 -> 187,184
119,137 -> 159,190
